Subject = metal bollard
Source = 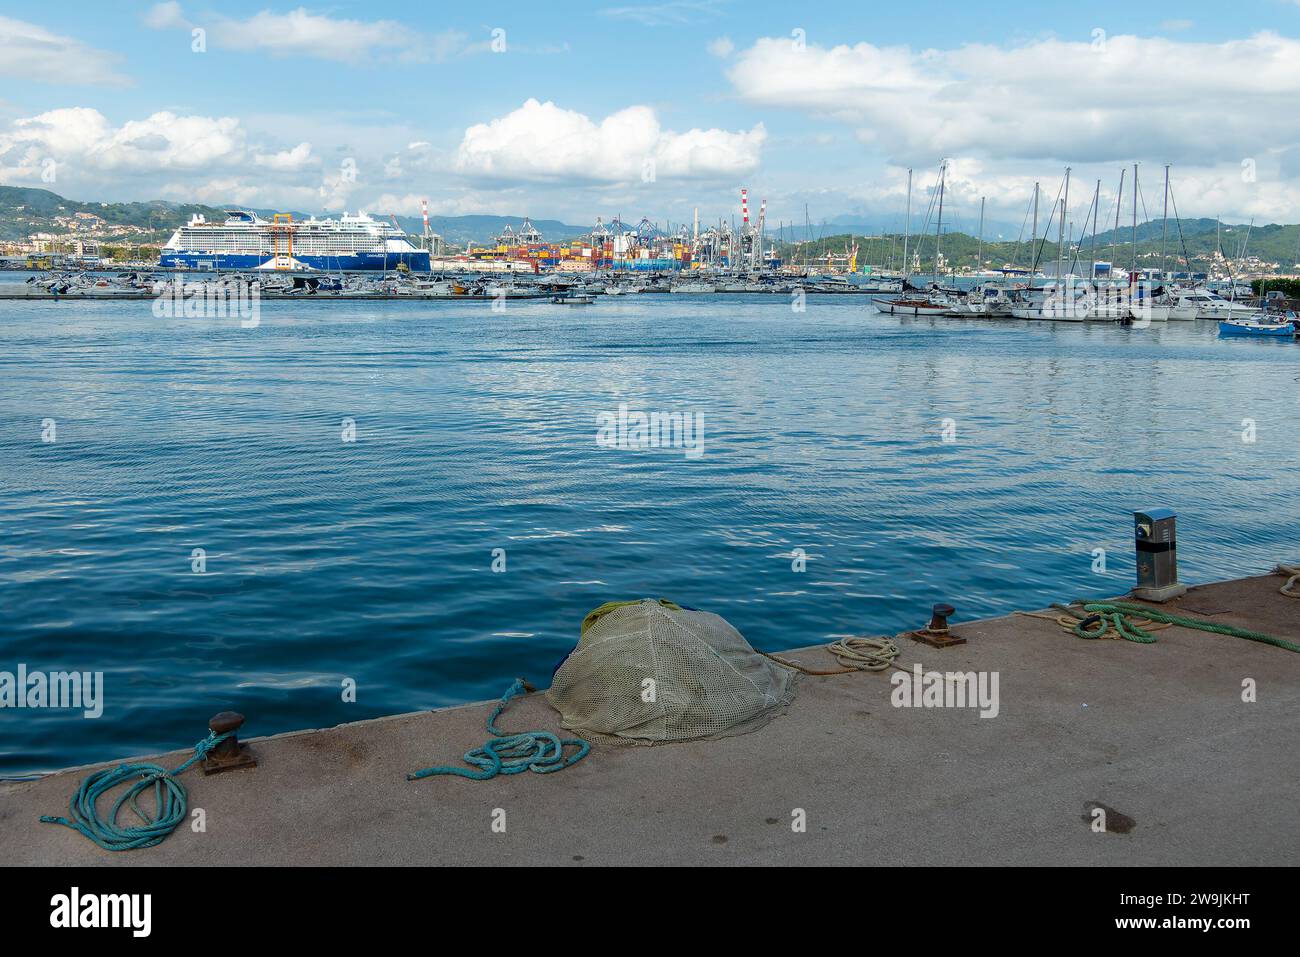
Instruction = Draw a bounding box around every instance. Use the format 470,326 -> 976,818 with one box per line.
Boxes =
926,603 -> 955,634
1132,508 -> 1187,602
201,711 -> 257,775
909,602 -> 966,648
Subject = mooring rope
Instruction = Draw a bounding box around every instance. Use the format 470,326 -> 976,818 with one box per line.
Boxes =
1276,564 -> 1300,599
39,731 -> 231,852
1034,600 -> 1300,653
408,679 -> 590,781
826,636 -> 902,671
758,635 -> 905,675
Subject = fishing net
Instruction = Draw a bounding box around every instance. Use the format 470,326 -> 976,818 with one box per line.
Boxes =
546,599 -> 796,743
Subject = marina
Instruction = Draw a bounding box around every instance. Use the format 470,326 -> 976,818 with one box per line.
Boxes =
2,269 -> 1294,330
7,171 -> 1294,335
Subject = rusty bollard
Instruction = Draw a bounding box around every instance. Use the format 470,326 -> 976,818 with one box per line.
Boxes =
909,602 -> 966,648
201,711 -> 257,775
927,603 -> 955,634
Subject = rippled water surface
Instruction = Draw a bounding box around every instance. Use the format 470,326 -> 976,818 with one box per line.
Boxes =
1,291 -> 1297,771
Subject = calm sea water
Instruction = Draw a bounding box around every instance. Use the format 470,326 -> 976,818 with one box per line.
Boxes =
1,287 -> 1297,772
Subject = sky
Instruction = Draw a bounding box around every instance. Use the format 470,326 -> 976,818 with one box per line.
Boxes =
3,0 -> 1300,237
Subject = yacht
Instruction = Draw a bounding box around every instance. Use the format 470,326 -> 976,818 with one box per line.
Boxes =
1010,283 -> 1089,321
1172,289 -> 1258,320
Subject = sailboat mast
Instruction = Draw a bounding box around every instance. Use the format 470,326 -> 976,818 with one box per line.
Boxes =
1089,179 -> 1101,280
935,162 -> 946,278
1130,163 -> 1139,275
1161,165 -> 1170,279
1031,182 -> 1039,258
1111,168 -> 1125,274
1059,167 -> 1071,284
902,168 -> 912,281
976,196 -> 985,274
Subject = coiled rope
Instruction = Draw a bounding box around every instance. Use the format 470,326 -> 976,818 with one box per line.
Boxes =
1277,564 -> 1300,599
758,635 -> 904,675
39,730 -> 231,852
408,679 -> 590,781
1028,600 -> 1300,653
826,636 -> 902,671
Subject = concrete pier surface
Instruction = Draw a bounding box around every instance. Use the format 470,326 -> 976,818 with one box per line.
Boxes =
3,571 -> 1297,866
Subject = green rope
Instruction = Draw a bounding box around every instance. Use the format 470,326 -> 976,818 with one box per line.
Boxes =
408,679 -> 590,782
39,731 -> 232,852
1068,601 -> 1300,653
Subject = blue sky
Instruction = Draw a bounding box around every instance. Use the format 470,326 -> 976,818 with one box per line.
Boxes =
4,1 -> 1300,234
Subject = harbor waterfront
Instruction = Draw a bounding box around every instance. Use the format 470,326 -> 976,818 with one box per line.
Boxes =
0,292 -> 1296,775
3,571 -> 1297,865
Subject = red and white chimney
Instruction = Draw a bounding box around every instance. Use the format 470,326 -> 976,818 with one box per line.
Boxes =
741,188 -> 749,226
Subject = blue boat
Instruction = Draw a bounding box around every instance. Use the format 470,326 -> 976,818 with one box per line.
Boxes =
1218,315 -> 1298,339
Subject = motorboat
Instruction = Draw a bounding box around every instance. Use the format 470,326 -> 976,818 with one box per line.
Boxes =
1173,289 -> 1258,320
954,282 -> 1018,318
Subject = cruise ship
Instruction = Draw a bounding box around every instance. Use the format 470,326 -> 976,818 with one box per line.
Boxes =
160,210 -> 431,271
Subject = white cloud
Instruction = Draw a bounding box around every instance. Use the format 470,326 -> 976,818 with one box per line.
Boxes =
0,108 -> 341,211
254,142 -> 315,171
0,108 -> 246,180
454,99 -> 765,184
726,32 -> 1300,166
144,2 -> 187,30
160,177 -> 325,210
145,4 -> 470,64
599,0 -> 728,27
0,16 -> 129,86
707,36 -> 734,58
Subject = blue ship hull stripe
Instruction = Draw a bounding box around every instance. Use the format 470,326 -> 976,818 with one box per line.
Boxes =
159,251 -> 432,272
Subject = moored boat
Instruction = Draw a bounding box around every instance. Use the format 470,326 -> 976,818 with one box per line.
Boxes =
1218,315 -> 1298,338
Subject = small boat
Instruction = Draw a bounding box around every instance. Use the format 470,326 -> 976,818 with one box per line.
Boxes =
1218,315 -> 1297,338
877,296 -> 953,316
552,294 -> 595,304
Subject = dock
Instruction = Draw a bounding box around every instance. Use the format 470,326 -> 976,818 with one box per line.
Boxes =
3,571 -> 1296,866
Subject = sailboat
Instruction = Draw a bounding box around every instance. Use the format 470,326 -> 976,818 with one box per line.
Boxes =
1010,170 -> 1091,321
1122,164 -> 1169,323
878,162 -> 958,316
